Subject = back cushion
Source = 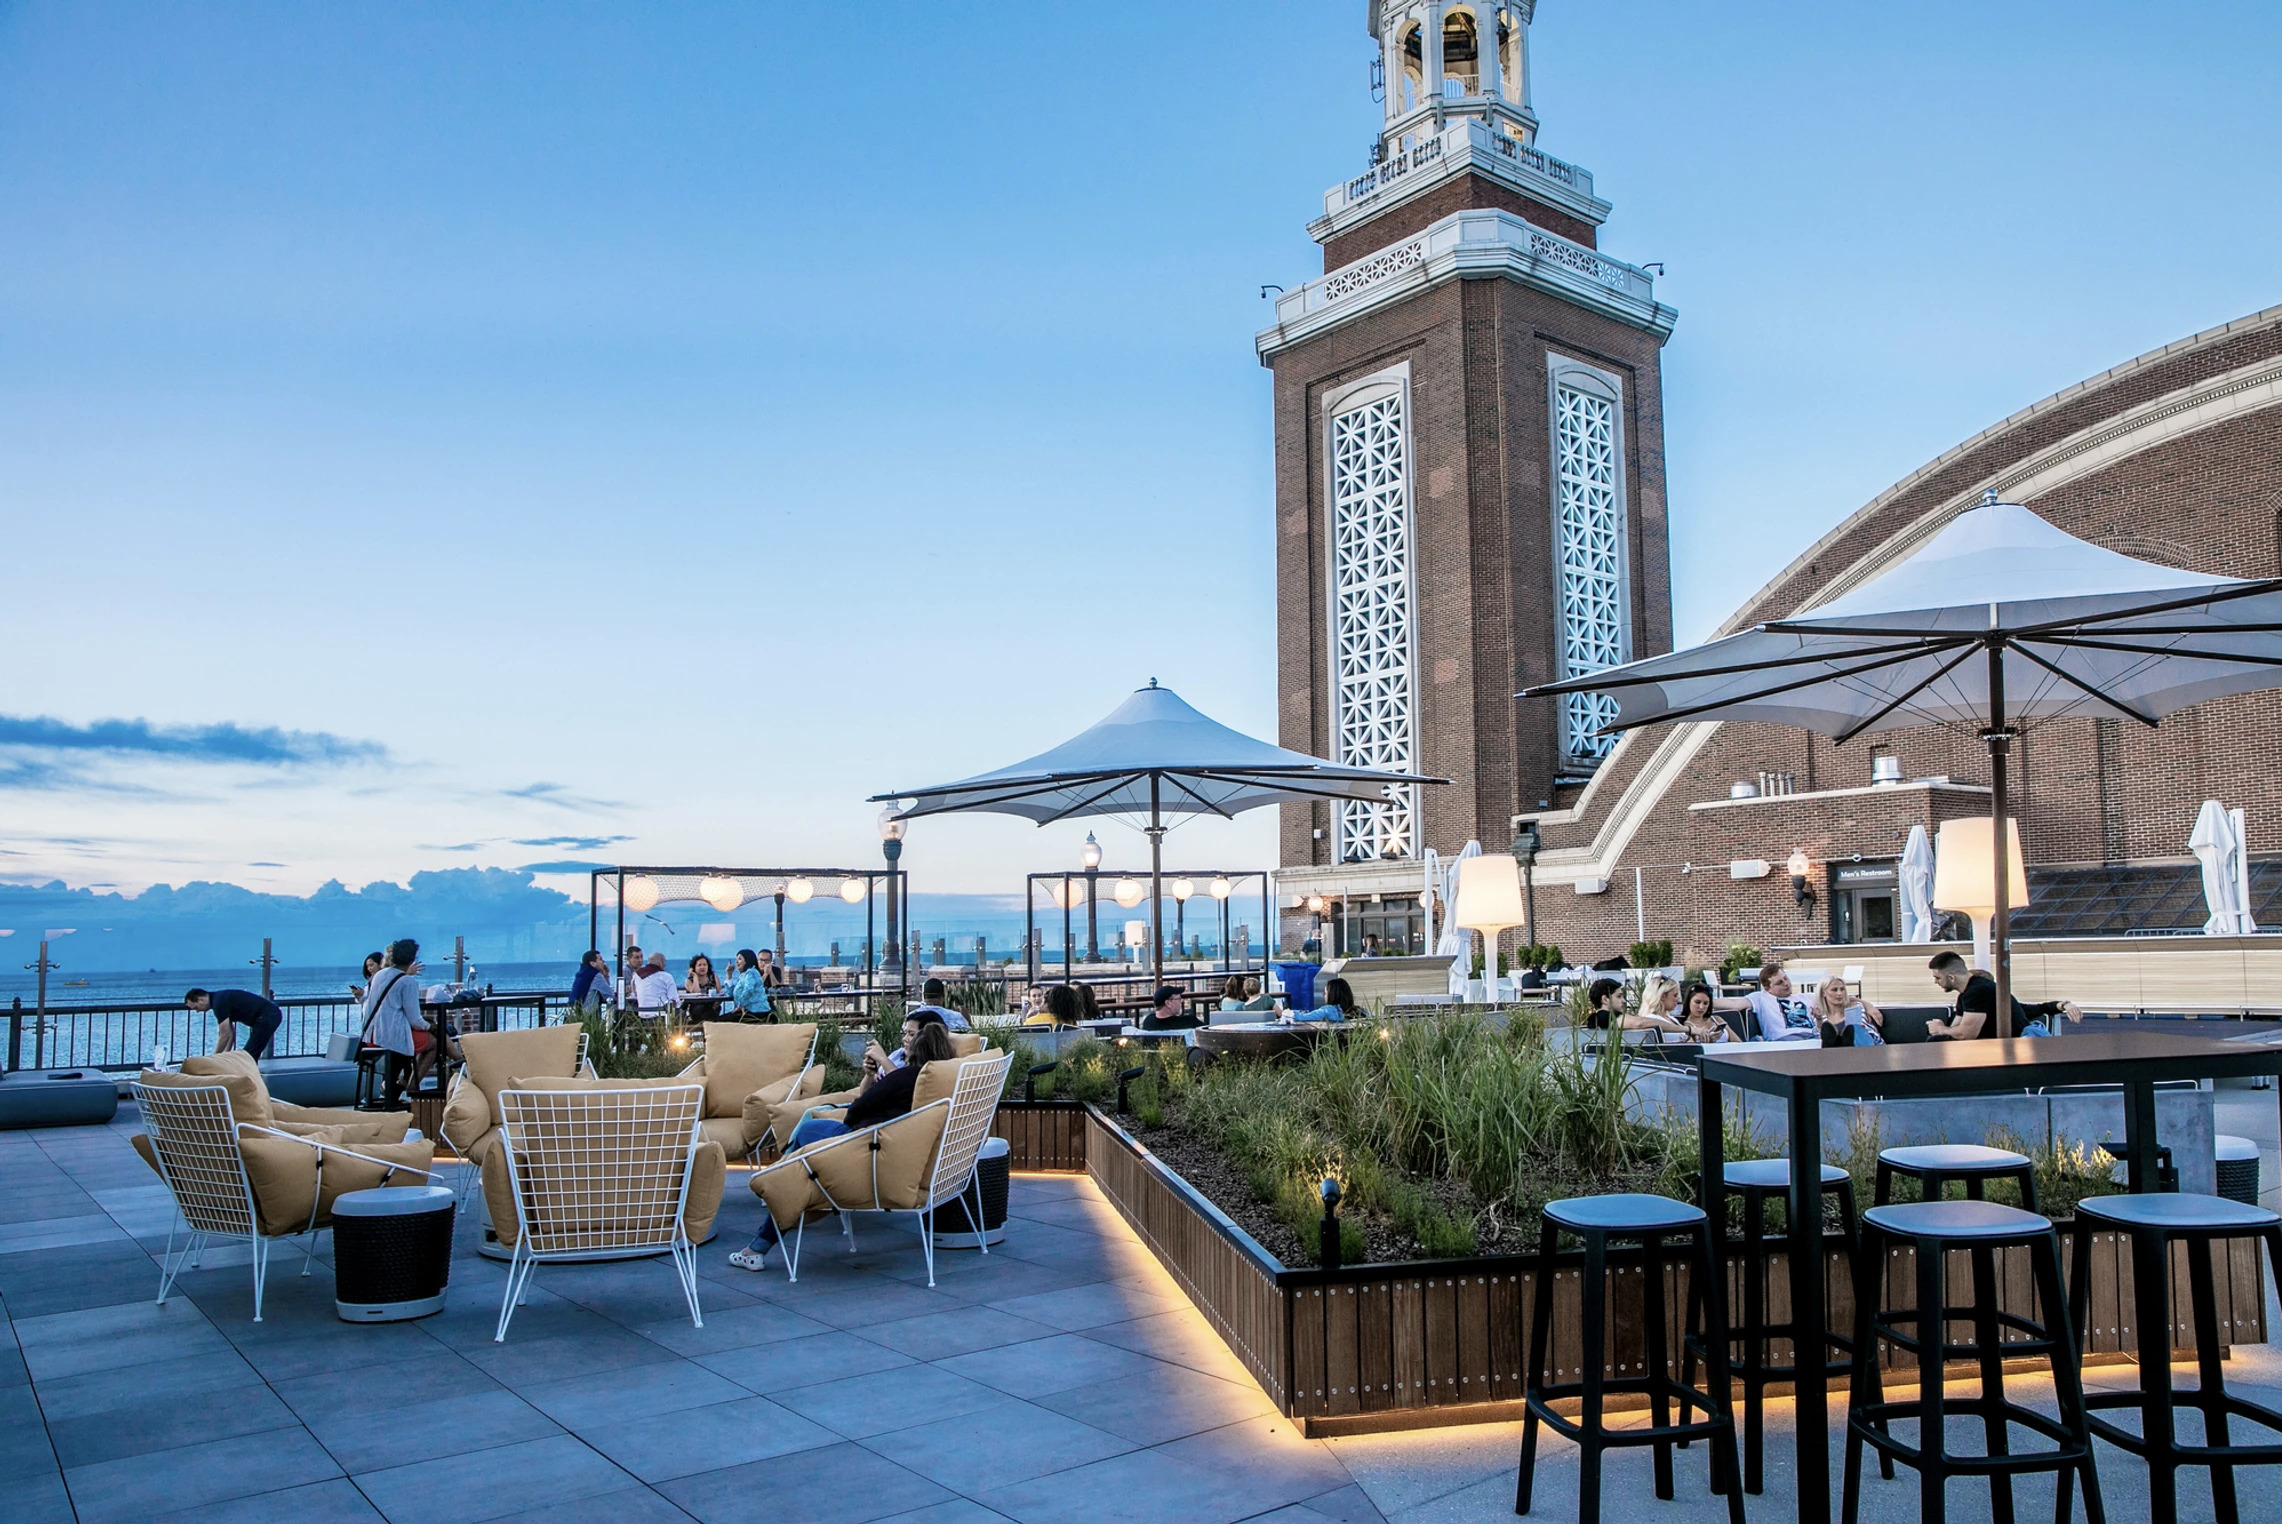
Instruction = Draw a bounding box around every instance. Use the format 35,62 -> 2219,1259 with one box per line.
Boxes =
139,1065 -> 267,1126
948,1032 -> 986,1059
699,1023 -> 814,1117
462,1027 -> 584,1124
183,1051 -> 272,1116
910,1050 -> 997,1113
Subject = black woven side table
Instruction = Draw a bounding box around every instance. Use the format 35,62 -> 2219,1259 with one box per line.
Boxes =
333,1185 -> 454,1321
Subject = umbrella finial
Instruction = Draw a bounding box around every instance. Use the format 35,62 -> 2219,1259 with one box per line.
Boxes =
1147,677 -> 1158,688
1980,488 -> 2002,507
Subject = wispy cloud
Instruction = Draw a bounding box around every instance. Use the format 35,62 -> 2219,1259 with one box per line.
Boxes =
247,861 -> 286,868
512,835 -> 632,850
418,841 -> 490,853
500,781 -> 623,811
0,758 -> 167,796
0,714 -> 386,766
518,859 -> 610,874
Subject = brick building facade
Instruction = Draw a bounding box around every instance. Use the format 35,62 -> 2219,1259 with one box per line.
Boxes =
1261,3 -> 2282,967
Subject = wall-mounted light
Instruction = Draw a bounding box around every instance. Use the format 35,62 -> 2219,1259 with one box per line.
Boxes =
1787,848 -> 1815,908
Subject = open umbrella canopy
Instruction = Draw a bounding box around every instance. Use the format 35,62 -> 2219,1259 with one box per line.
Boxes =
872,681 -> 1442,825
1528,494 -> 2282,1033
1535,496 -> 2282,741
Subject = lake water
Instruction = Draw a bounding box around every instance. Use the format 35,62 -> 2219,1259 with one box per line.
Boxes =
0,963 -> 575,1010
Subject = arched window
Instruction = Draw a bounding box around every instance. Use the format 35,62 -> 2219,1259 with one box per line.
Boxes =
1441,9 -> 1479,97
1547,359 -> 1630,769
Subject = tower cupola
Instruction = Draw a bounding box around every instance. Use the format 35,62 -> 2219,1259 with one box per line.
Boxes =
1373,0 -> 1536,159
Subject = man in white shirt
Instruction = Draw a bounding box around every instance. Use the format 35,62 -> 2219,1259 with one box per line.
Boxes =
634,954 -> 677,1013
1742,963 -> 1818,1042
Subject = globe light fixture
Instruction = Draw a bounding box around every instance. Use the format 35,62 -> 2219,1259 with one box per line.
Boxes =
699,875 -> 744,913
1305,894 -> 1327,914
785,877 -> 815,904
1170,878 -> 1194,902
1113,877 -> 1145,908
1785,847 -> 1815,908
1208,876 -> 1232,901
839,877 -> 868,905
1080,832 -> 1103,871
623,876 -> 660,913
878,807 -> 907,845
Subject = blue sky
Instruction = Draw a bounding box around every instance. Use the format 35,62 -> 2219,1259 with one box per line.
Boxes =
3,1 -> 2278,902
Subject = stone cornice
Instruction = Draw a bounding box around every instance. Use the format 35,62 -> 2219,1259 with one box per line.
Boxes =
1256,208 -> 1676,362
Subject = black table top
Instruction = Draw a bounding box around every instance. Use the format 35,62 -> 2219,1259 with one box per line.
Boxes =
1700,1029 -> 2282,1097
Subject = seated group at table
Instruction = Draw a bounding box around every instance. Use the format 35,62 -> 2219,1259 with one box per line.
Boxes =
1590,951 -> 2082,1046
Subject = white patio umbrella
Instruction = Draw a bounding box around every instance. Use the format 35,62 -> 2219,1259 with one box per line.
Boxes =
872,682 -> 1444,983
1528,493 -> 2282,1031
2189,799 -> 2257,936
1897,823 -> 1936,944
1433,840 -> 1482,993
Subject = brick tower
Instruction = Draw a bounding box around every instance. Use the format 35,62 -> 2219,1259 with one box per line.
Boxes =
1261,1 -> 1678,953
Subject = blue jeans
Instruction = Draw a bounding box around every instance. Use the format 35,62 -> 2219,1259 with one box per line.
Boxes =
748,1118 -> 851,1251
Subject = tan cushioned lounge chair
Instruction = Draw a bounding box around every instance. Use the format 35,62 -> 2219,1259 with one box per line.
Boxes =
672,1022 -> 822,1162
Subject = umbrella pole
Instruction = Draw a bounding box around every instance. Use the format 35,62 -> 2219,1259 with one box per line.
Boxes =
1986,636 -> 2014,1039
1148,773 -> 1165,988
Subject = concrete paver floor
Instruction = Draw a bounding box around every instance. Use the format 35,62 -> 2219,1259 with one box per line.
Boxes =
5,1104 -> 2282,1522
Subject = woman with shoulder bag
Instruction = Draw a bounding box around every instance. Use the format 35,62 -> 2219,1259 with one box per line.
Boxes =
360,938 -> 430,1110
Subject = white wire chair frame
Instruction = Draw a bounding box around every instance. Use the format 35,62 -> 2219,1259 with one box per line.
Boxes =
439,1043 -> 597,1214
779,1050 -> 1013,1288
134,1082 -> 438,1322
492,1083 -> 707,1342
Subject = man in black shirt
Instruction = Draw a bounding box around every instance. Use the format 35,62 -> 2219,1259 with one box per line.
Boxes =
185,987 -> 285,1060
1138,985 -> 1189,1031
1925,952 -> 2078,1040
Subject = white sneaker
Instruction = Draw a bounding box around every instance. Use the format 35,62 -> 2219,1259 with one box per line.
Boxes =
728,1246 -> 769,1272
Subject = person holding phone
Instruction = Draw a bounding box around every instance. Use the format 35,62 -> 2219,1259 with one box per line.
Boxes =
1812,975 -> 1885,1046
359,938 -> 429,1110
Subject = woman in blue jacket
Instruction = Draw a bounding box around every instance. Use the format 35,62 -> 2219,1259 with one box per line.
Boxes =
729,948 -> 774,1021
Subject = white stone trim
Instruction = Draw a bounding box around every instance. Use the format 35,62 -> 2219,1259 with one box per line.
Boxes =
1311,117 -> 1603,244
1259,207 -> 1674,360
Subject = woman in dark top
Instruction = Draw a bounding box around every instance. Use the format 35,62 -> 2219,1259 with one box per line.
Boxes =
730,1021 -> 960,1271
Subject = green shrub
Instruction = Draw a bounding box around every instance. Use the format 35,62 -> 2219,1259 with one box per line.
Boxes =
1718,941 -> 1765,983
1628,939 -> 1673,968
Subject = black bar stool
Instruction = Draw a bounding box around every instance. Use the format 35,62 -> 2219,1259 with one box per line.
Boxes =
1843,1198 -> 2101,1524
1876,1142 -> 2038,1210
2068,1193 -> 2282,1524
1516,1193 -> 1744,1523
1679,1158 -> 1863,1494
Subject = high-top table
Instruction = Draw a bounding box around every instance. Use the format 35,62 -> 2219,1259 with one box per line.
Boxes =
1697,1031 -> 2282,1522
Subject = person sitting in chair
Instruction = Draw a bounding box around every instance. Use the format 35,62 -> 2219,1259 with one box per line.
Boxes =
1292,977 -> 1363,1023
1138,985 -> 1190,1031
729,1019 -> 958,1271
1926,950 -> 2078,1040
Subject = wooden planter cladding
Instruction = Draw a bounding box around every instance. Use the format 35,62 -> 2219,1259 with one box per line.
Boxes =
1081,1108 -> 2269,1436
993,1100 -> 1088,1173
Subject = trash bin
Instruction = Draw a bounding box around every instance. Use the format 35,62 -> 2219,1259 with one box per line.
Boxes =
332,1185 -> 454,1322
930,1138 -> 1009,1248
1270,961 -> 1318,1012
2216,1134 -> 2260,1206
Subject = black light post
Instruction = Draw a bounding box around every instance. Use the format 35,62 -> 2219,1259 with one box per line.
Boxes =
1081,832 -> 1102,964
879,808 -> 907,997
1512,820 -> 1541,955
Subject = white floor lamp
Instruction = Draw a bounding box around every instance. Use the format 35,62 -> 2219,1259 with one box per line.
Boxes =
1453,853 -> 1528,1006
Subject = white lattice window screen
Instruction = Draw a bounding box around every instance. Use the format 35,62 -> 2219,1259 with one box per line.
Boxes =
1554,381 -> 1626,764
1329,390 -> 1417,859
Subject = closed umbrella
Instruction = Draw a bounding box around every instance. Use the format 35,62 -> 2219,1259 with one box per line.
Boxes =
1528,493 -> 2282,1032
1898,824 -> 1936,944
2189,799 -> 2256,936
872,682 -> 1443,983
1434,839 -> 1482,993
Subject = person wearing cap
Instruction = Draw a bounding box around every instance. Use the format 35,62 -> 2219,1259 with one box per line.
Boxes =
1138,985 -> 1190,1031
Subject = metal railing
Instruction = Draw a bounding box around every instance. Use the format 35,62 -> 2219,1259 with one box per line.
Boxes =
5,990 -> 579,1074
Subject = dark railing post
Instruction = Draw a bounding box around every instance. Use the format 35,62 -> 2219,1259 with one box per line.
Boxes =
7,997 -> 19,1073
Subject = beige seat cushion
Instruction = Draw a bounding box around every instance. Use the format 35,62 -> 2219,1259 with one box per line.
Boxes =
948,1031 -> 987,1059
182,1051 -> 413,1141
768,1085 -> 859,1159
698,1023 -> 815,1120
132,1129 -> 436,1238
749,1102 -> 949,1229
137,1066 -> 267,1127
742,1069 -> 822,1159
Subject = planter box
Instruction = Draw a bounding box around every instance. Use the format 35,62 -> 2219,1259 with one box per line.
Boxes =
1081,1107 -> 2267,1436
993,1100 -> 1087,1172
